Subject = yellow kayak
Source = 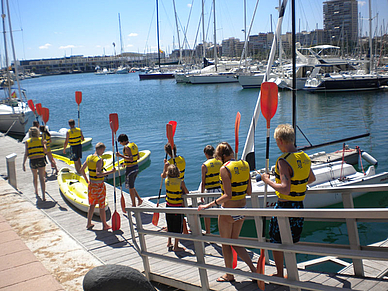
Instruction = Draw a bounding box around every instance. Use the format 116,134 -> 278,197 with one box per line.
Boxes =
57,167 -> 108,216
104,150 -> 151,180
50,137 -> 93,154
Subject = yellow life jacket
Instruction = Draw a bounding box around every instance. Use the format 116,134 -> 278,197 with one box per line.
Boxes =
27,137 -> 44,158
41,133 -> 51,151
204,158 -> 222,190
168,156 -> 186,180
68,127 -> 82,146
165,177 -> 183,205
274,151 -> 311,201
86,154 -> 105,182
220,160 -> 250,201
123,142 -> 139,167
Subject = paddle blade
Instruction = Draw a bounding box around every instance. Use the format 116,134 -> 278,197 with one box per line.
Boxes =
260,82 -> 278,127
166,123 -> 174,151
256,249 -> 265,290
75,91 -> 82,105
27,100 -> 35,112
152,212 -> 159,226
232,247 -> 238,269
42,107 -> 49,124
36,103 -> 43,116
234,112 -> 241,156
168,120 -> 177,137
120,193 -> 126,213
109,113 -> 119,133
112,211 -> 121,231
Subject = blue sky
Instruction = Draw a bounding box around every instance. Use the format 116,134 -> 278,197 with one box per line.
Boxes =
3,0 -> 388,61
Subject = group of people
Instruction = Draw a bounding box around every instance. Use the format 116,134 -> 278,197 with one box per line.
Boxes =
23,120 -> 316,281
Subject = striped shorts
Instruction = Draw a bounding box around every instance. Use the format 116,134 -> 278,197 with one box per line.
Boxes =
88,182 -> 106,207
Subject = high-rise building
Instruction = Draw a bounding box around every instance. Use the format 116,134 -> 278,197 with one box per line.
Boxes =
323,0 -> 358,47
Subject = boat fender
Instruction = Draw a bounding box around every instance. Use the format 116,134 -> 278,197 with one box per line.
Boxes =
361,152 -> 378,166
255,173 -> 262,182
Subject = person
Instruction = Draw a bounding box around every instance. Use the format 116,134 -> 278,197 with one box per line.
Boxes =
163,142 -> 189,235
261,124 -> 316,278
116,134 -> 142,206
198,142 -> 256,282
81,142 -> 116,230
201,145 -> 222,234
162,163 -> 187,252
63,119 -> 84,174
32,120 -> 39,128
40,125 -> 58,175
22,127 -> 47,201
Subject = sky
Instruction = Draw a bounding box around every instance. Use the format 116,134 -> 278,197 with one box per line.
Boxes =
2,0 -> 388,61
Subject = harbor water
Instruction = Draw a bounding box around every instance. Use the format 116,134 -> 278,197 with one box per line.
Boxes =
19,72 -> 388,271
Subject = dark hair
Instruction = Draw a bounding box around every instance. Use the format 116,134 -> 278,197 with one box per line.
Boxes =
203,145 -> 215,156
68,119 -> 75,127
39,125 -> 51,137
33,121 -> 39,128
117,133 -> 128,142
164,143 -> 177,157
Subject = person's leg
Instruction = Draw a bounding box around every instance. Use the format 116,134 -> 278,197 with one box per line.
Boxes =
129,188 -> 137,207
134,188 -> 143,205
87,205 -> 96,229
204,217 -> 211,234
100,206 -> 111,230
173,213 -> 185,252
217,215 -> 235,281
74,158 -> 81,174
37,166 -> 46,200
272,250 -> 284,277
47,152 -> 58,173
31,168 -> 39,195
231,219 -> 256,273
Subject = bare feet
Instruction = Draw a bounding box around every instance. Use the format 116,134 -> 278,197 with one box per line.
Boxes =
270,273 -> 287,278
86,224 -> 95,230
103,224 -> 112,230
138,199 -> 143,206
216,274 -> 235,282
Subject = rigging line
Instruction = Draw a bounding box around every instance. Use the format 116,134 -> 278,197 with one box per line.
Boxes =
181,0 -> 195,50
239,0 -> 260,66
296,125 -> 312,147
144,2 -> 156,54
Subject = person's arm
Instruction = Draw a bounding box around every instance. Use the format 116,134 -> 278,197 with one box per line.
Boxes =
41,138 -> 47,155
96,158 -> 116,177
261,159 -> 291,195
80,130 -> 84,141
22,142 -> 28,172
200,164 -> 207,193
307,169 -> 316,184
198,166 -> 231,210
63,131 -> 69,154
161,159 -> 169,178
80,161 -> 89,184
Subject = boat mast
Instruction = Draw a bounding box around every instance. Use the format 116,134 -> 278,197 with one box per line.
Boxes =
202,0 -> 206,66
292,0 -> 296,144
156,0 -> 161,68
244,0 -> 247,70
172,0 -> 182,65
1,0 -> 11,98
118,13 -> 124,55
213,0 -> 217,71
368,0 -> 373,73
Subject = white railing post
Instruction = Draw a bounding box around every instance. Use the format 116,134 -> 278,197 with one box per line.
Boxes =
342,191 -> 364,276
134,211 -> 152,280
6,153 -> 17,189
187,212 -> 209,290
251,193 -> 268,263
278,216 -> 300,291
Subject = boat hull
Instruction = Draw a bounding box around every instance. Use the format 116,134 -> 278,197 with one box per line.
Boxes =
50,137 -> 93,154
105,150 -> 151,180
57,167 -> 108,215
188,74 -> 238,84
0,105 -> 34,135
139,73 -> 175,80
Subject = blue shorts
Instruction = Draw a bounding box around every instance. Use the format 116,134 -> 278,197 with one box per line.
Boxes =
70,144 -> 82,161
269,200 -> 304,244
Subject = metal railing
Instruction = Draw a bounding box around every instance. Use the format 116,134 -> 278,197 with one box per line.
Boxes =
126,184 -> 388,291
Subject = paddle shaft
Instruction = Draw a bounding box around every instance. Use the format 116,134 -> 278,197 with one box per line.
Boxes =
156,153 -> 168,206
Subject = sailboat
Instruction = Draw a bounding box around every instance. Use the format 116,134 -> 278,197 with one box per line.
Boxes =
139,0 -> 175,80
241,0 -> 388,208
0,0 -> 34,136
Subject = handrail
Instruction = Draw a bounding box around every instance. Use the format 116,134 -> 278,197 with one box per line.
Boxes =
127,184 -> 388,291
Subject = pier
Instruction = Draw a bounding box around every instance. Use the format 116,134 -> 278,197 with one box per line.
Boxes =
1,134 -> 388,290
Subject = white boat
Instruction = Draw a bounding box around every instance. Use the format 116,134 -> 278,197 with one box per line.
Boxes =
188,70 -> 239,84
116,66 -> 129,74
49,128 -> 68,147
237,72 -> 266,89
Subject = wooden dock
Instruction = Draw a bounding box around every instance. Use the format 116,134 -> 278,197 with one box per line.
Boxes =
1,134 -> 388,291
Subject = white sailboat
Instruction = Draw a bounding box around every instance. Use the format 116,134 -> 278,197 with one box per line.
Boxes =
241,0 -> 388,208
0,0 -> 34,136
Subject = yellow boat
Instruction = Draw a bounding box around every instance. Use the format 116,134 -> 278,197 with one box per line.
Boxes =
57,167 -> 108,216
50,137 -> 93,155
104,150 -> 151,180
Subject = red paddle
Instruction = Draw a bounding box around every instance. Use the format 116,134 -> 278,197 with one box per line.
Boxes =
36,103 -> 43,117
109,113 -> 120,231
75,91 -> 82,128
114,132 -> 126,213
27,100 -> 38,121
42,107 -> 49,125
257,81 -> 278,290
152,121 -> 177,226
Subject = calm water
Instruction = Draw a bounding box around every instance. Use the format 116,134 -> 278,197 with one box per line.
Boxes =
20,72 -> 388,269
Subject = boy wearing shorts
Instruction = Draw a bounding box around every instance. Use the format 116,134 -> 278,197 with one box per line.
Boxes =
63,119 -> 84,174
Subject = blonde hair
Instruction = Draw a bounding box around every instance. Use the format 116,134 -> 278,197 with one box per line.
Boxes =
274,124 -> 295,144
215,142 -> 234,161
28,127 -> 40,138
95,142 -> 106,150
167,164 -> 180,178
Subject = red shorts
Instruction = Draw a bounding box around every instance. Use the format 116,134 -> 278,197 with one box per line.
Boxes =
88,182 -> 106,207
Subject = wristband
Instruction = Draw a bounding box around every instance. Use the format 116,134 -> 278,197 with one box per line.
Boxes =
214,200 -> 219,206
